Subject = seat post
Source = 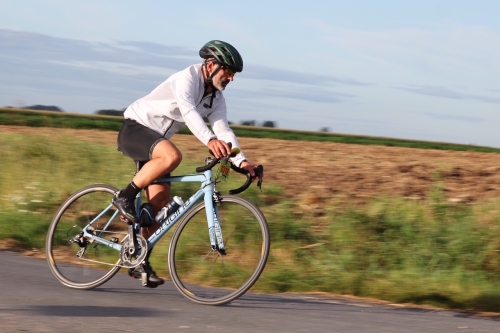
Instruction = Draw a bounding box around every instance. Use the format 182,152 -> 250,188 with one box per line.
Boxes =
135,161 -> 145,175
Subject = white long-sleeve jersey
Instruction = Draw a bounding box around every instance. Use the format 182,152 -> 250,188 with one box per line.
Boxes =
124,63 -> 247,166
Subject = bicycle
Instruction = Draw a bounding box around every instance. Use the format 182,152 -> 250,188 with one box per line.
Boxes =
45,146 -> 269,305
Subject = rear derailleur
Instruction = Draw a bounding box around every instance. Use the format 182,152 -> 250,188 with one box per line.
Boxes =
70,227 -> 97,258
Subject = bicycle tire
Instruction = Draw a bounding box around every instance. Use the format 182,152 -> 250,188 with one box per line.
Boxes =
46,184 -> 125,289
168,195 -> 270,305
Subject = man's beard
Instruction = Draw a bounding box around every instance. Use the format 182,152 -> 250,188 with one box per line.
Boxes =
213,78 -> 229,91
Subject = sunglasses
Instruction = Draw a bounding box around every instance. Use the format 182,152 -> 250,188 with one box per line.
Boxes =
221,66 -> 236,78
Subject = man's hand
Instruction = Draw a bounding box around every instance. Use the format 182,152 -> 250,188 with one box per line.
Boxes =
240,161 -> 263,181
207,139 -> 231,159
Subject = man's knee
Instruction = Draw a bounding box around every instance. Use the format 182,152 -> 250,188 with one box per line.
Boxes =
160,148 -> 181,170
153,140 -> 182,165
170,148 -> 182,165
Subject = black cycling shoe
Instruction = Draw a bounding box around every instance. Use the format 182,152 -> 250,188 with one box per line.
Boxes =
128,262 -> 165,288
112,190 -> 137,222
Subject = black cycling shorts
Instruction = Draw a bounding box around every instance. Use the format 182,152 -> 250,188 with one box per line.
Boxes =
117,119 -> 166,162
117,119 -> 171,183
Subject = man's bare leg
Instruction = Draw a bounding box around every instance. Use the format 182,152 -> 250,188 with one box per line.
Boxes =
113,140 -> 181,223
141,183 -> 170,239
132,140 -> 182,189
127,140 -> 181,286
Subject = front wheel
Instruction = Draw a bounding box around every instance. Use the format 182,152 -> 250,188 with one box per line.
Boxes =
168,195 -> 270,305
46,184 -> 126,289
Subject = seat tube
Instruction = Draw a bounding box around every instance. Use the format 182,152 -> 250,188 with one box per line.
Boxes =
134,191 -> 142,233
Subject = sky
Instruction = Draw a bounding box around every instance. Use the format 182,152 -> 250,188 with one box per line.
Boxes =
1,0 -> 500,147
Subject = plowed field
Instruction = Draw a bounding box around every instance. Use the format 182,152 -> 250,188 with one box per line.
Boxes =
3,125 -> 500,205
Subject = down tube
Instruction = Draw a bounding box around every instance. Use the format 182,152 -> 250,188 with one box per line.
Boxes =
147,188 -> 205,247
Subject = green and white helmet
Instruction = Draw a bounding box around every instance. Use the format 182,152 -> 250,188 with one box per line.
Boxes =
199,40 -> 243,72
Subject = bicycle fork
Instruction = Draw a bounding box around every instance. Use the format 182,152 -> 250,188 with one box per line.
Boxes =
205,191 -> 226,255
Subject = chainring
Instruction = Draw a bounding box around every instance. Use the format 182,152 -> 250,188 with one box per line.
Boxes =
120,235 -> 148,268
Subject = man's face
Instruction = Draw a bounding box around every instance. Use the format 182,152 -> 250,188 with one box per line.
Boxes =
209,62 -> 236,91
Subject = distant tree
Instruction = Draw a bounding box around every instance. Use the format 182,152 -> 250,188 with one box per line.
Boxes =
24,105 -> 63,112
319,127 -> 330,132
96,109 -> 125,117
240,120 -> 256,126
261,121 -> 276,128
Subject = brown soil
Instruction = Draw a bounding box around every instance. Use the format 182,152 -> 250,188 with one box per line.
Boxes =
3,125 -> 500,205
0,239 -> 45,258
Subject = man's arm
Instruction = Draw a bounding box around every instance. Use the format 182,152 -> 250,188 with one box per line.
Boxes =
207,105 -> 263,180
171,76 -> 217,145
207,103 -> 247,165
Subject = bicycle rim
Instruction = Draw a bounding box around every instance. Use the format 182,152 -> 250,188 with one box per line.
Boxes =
168,195 -> 270,305
46,184 -> 125,289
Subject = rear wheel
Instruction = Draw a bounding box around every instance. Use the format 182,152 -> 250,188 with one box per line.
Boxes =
46,184 -> 126,289
168,195 -> 270,305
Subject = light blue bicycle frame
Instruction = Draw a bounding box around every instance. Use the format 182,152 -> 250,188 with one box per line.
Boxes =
80,169 -> 225,256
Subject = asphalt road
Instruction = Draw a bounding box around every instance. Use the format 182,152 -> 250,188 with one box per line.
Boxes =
1,251 -> 499,333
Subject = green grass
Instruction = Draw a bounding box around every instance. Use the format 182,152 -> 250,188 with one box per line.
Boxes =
2,127 -> 500,312
255,196 -> 500,311
2,108 -> 500,153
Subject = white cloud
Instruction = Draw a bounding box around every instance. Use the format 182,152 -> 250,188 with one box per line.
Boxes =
424,112 -> 483,123
0,28 -> 369,106
48,60 -> 174,78
245,64 -> 371,86
398,85 -> 500,104
231,83 -> 356,104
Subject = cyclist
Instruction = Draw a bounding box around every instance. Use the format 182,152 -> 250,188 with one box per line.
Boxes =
113,40 -> 262,287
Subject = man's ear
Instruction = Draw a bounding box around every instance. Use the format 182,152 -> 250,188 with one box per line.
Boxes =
206,60 -> 214,72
